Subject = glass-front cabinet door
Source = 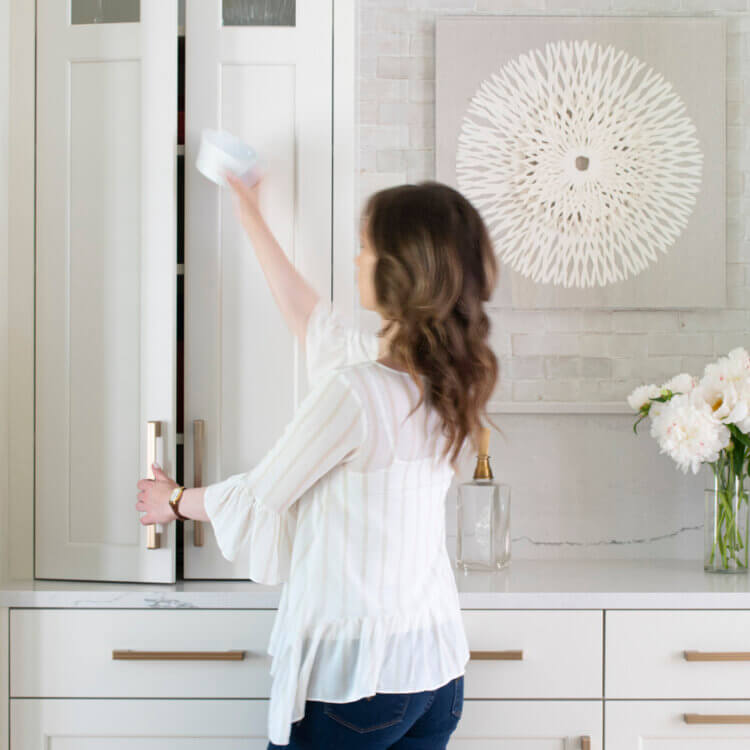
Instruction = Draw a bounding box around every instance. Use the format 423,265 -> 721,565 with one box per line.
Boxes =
35,0 -> 178,582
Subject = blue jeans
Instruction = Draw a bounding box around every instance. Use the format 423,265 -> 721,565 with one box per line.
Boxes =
267,674 -> 464,750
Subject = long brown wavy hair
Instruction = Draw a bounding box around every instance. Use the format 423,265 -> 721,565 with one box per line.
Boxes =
362,180 -> 499,468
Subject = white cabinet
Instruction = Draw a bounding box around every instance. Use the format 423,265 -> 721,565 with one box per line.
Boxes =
35,0 -> 178,583
606,610 -> 750,699
183,0 -> 333,580
452,701 -> 601,749
11,699 -> 271,749
605,610 -> 750,746
606,701 -> 750,749
462,610 -> 602,698
31,0 -> 343,584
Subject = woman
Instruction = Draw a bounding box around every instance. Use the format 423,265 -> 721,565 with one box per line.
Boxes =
136,171 -> 498,749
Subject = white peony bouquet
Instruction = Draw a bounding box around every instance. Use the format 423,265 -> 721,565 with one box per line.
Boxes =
628,348 -> 750,571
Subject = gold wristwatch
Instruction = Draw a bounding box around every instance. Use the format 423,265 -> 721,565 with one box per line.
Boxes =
168,485 -> 188,521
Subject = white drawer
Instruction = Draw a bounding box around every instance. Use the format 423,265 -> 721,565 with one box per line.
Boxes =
606,700 -> 750,750
462,610 -> 603,698
454,700 -> 602,748
606,610 -> 750,698
10,608 -> 275,698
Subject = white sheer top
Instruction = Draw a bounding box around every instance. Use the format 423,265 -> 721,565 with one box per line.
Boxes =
203,298 -> 470,746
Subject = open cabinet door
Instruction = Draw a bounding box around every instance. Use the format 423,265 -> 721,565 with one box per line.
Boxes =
184,0 -> 333,579
35,0 -> 178,582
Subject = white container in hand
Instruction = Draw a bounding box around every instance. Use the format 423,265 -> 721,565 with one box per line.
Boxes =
196,129 -> 262,188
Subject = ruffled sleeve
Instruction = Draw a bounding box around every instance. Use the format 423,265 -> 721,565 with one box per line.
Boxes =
305,298 -> 380,387
203,369 -> 368,585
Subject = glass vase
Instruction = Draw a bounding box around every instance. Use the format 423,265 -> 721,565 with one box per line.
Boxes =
704,459 -> 750,573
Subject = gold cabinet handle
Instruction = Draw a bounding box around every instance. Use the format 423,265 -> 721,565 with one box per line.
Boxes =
684,650 -> 750,661
193,419 -> 205,546
581,736 -> 591,750
113,649 -> 246,661
469,650 -> 523,660
146,421 -> 162,549
685,713 -> 750,724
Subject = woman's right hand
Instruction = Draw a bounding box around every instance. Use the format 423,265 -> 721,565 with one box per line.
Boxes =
227,170 -> 264,229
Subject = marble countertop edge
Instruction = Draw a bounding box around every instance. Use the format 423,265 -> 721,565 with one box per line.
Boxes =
4,559 -> 750,609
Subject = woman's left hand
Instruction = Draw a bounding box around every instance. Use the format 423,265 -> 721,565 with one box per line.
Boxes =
135,463 -> 179,525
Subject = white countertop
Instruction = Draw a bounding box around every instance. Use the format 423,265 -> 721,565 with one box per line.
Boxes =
3,559 -> 750,608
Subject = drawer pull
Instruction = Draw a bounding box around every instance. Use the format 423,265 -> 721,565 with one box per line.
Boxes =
685,713 -> 750,724
193,419 -> 205,547
112,649 -> 246,661
469,650 -> 523,660
580,736 -> 591,750
684,650 -> 750,661
146,421 -> 162,550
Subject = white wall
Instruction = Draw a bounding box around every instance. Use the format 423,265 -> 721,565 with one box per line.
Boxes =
355,0 -> 749,559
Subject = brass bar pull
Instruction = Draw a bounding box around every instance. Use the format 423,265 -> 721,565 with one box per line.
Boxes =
469,650 -> 523,660
685,713 -> 750,724
193,419 -> 205,546
684,650 -> 750,661
146,421 -> 162,549
113,649 -> 246,661
581,736 -> 591,750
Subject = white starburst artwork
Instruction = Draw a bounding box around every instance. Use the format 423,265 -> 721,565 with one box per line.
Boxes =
455,39 -> 704,289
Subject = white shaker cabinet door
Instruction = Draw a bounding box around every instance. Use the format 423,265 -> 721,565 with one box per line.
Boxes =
184,0 -> 333,578
35,1 -> 178,582
11,699 -> 270,749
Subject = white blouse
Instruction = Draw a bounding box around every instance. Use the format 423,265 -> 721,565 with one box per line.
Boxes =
203,298 -> 471,746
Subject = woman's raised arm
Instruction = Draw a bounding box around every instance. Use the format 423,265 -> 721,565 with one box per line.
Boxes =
226,171 -> 319,342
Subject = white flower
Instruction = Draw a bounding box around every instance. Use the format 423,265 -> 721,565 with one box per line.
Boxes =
661,372 -> 697,396
627,383 -> 662,412
649,390 -> 730,474
697,348 -> 750,432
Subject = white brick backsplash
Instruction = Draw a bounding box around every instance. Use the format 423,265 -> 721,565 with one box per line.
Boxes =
357,1 -> 750,408
648,333 -> 714,356
727,263 -> 746,286
595,379 -> 640,402
409,79 -> 435,103
580,334 -> 612,356
609,334 -> 648,358
359,78 -> 409,101
581,310 -> 613,332
377,55 -> 432,79
544,356 -> 581,378
543,310 -> 584,331
359,99 -> 378,124
615,356 -> 683,383
475,0 -> 545,9
376,149 -> 407,171
359,124 -> 409,149
612,310 -> 680,332
546,0 -> 613,8
681,356 -> 714,375
513,333 -> 580,356
492,309 -> 546,333
544,379 -> 583,401
679,309 -> 749,331
512,380 -> 545,401
409,124 -> 434,147
714,331 -> 750,353
580,357 -> 612,378
503,356 -> 545,379
359,31 -> 410,57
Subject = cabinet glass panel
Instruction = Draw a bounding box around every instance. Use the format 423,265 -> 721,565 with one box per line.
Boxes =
71,0 -> 140,24
222,0 -> 295,26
